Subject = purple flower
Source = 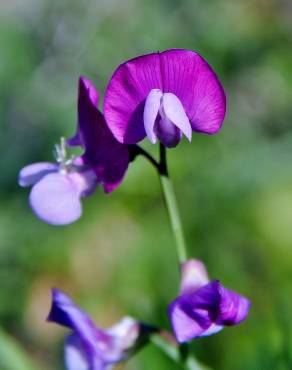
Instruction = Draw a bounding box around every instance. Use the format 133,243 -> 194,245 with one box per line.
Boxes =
104,49 -> 226,148
47,289 -> 145,370
67,77 -> 129,193
168,259 -> 250,343
18,77 -> 129,225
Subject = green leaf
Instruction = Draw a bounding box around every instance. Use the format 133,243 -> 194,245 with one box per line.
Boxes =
0,328 -> 40,370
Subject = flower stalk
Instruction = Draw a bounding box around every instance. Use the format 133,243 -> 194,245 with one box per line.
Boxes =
150,332 -> 212,370
159,143 -> 187,264
132,143 -> 188,264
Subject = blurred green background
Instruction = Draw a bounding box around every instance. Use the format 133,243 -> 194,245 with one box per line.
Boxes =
0,0 -> 292,369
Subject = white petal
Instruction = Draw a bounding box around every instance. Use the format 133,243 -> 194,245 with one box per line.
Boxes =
162,93 -> 192,142
143,89 -> 163,144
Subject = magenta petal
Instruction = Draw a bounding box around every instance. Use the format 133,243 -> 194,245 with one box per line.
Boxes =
104,52 -> 163,144
18,162 -> 58,187
86,120 -> 129,193
217,285 -> 251,326
67,76 -> 100,147
69,77 -> 129,192
29,173 -> 82,225
159,49 -> 226,134
143,89 -> 162,144
81,76 -> 99,107
162,93 -> 192,141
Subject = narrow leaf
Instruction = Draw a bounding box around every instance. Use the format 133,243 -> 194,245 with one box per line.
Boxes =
0,328 -> 40,370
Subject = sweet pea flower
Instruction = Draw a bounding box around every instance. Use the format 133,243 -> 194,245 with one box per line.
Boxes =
168,259 -> 250,343
104,49 -> 226,148
18,77 -> 129,225
47,289 -> 146,370
67,77 -> 129,193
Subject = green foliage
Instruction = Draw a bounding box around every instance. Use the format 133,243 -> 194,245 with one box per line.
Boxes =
0,328 -> 39,370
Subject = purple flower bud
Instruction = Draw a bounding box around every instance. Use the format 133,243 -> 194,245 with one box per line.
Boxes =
47,289 -> 147,370
168,259 -> 250,343
104,49 -> 226,148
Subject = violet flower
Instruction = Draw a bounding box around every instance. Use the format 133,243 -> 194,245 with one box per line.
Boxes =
47,289 -> 145,370
104,49 -> 226,148
168,259 -> 250,343
18,77 -> 129,225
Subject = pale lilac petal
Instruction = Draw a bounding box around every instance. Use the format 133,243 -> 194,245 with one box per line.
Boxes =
180,259 -> 209,295
143,89 -> 162,144
168,281 -> 221,342
162,93 -> 192,141
18,162 -> 58,187
104,53 -> 163,144
107,317 -> 138,340
159,49 -> 226,134
168,300 -> 211,342
29,173 -> 82,225
65,334 -> 109,370
65,334 -> 91,370
67,170 -> 98,197
105,317 -> 139,362
198,323 -> 224,337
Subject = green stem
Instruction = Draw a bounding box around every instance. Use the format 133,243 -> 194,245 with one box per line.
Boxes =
133,144 -> 187,263
159,144 -> 187,264
151,333 -> 212,370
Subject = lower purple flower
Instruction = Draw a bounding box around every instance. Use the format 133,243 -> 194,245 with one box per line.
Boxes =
47,289 -> 147,370
168,259 -> 250,343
